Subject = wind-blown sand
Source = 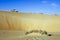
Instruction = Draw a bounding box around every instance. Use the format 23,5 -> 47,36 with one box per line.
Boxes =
0,11 -> 60,32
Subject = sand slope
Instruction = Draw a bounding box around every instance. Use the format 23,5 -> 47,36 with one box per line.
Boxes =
0,11 -> 60,32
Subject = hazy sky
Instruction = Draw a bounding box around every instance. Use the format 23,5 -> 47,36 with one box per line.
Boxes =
0,0 -> 60,14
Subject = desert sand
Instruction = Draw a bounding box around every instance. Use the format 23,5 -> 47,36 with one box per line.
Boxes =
0,11 -> 60,40
0,30 -> 60,40
0,11 -> 60,32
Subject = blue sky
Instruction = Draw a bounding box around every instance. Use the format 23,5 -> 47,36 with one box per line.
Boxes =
0,0 -> 60,14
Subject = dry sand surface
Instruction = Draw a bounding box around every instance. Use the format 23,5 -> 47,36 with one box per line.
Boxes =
0,11 -> 60,32
0,30 -> 60,40
0,11 -> 60,40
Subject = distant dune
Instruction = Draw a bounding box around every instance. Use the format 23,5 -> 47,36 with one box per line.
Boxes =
0,11 -> 60,32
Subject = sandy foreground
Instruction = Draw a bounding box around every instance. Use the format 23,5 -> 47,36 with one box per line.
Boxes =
0,30 -> 60,40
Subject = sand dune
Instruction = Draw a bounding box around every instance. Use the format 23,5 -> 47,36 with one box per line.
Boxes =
0,11 -> 60,32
